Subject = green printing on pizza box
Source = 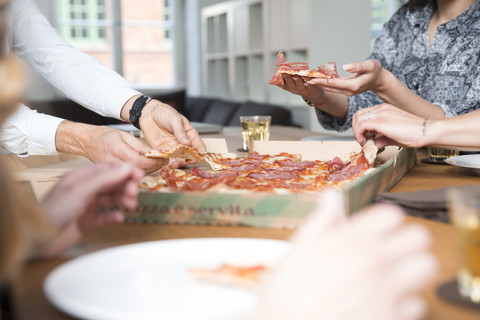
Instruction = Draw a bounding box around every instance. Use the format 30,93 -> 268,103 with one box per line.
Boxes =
124,146 -> 416,228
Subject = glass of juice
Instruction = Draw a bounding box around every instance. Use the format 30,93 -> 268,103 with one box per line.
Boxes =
240,115 -> 271,151
447,188 -> 480,303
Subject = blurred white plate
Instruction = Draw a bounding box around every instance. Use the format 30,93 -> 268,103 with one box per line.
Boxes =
445,154 -> 480,175
109,122 -> 222,136
44,238 -> 290,320
301,135 -> 355,141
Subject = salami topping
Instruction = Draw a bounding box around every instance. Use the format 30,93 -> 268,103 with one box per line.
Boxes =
141,149 -> 372,194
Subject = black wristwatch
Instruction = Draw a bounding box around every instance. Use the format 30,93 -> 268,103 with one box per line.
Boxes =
129,95 -> 152,129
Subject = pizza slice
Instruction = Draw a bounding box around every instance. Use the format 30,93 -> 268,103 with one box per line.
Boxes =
145,144 -> 205,162
362,136 -> 378,166
269,58 -> 339,86
189,263 -> 269,287
279,62 -> 339,80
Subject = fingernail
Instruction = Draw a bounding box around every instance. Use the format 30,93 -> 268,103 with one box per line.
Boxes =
343,64 -> 354,72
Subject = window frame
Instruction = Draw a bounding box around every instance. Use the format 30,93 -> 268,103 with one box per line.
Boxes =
54,0 -> 184,92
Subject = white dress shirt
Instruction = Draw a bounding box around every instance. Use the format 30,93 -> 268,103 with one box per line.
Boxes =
1,0 -> 140,155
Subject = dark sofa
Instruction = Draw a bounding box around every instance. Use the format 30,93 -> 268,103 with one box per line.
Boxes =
25,90 -> 297,127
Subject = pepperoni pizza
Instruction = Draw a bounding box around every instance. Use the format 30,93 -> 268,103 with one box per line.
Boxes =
142,146 -> 372,194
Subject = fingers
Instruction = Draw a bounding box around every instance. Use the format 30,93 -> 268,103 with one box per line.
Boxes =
184,117 -> 207,153
343,60 -> 378,74
56,161 -> 116,189
396,296 -> 428,320
117,132 -> 168,172
169,114 -> 191,145
346,203 -> 405,240
276,51 -> 285,65
292,190 -> 346,245
386,251 -> 438,294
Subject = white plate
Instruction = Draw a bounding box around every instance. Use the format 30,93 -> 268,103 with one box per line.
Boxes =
300,135 -> 355,141
44,238 -> 290,320
109,122 -> 222,136
445,154 -> 480,175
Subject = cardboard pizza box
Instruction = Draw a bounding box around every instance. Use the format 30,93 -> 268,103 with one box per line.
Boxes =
124,139 -> 416,228
11,139 -> 229,201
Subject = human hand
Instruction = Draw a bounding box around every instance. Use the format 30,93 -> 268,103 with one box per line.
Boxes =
353,104 -> 428,149
40,162 -> 144,256
250,191 -> 437,320
273,52 -> 328,105
56,121 -> 167,173
139,99 -> 206,155
308,59 -> 387,96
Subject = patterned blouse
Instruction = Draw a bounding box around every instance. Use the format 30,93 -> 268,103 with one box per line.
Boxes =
316,0 -> 480,132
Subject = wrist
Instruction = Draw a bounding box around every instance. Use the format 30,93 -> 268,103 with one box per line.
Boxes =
421,118 -> 441,147
303,91 -> 329,107
129,96 -> 152,129
55,121 -> 94,157
372,67 -> 393,98
120,94 -> 142,121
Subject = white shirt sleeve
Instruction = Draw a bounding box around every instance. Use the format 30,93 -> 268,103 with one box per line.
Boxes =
0,0 -> 141,155
1,104 -> 64,155
13,0 -> 140,117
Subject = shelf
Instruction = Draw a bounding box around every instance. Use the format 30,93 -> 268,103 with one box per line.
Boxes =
249,2 -> 263,52
206,13 -> 228,54
205,53 -> 229,60
247,54 -> 265,101
206,58 -> 229,99
234,56 -> 248,101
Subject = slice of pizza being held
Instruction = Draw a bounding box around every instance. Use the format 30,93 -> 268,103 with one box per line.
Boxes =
145,144 -> 205,162
269,52 -> 339,86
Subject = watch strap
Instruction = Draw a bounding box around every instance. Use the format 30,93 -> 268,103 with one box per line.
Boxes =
129,95 -> 151,129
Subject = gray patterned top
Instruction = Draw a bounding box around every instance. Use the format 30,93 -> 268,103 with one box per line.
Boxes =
316,0 -> 480,132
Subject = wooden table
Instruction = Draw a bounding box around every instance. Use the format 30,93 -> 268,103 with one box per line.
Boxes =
11,126 -> 480,320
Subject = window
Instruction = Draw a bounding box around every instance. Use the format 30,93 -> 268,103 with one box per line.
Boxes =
371,0 -> 402,46
56,0 -> 175,87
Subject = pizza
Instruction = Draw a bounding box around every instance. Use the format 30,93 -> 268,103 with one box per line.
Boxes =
362,137 -> 379,166
145,144 -> 205,162
189,264 -> 269,287
140,149 -> 372,194
269,59 -> 339,86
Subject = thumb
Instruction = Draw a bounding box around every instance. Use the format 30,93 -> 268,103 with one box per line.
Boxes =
343,60 -> 376,74
122,132 -> 153,154
276,51 -> 285,65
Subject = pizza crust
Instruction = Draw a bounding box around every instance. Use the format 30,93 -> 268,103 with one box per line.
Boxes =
280,69 -> 332,79
145,144 -> 205,162
362,137 -> 378,166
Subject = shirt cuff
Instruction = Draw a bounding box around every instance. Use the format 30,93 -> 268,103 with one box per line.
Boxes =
1,105 -> 64,155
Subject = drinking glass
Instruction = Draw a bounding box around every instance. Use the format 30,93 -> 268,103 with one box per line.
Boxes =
447,188 -> 480,303
428,147 -> 459,163
240,115 -> 271,151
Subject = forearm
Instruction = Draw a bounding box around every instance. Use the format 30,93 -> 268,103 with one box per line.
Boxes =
374,69 -> 446,119
425,111 -> 480,148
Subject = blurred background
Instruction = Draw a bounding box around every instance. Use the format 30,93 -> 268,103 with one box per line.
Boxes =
27,0 -> 403,131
